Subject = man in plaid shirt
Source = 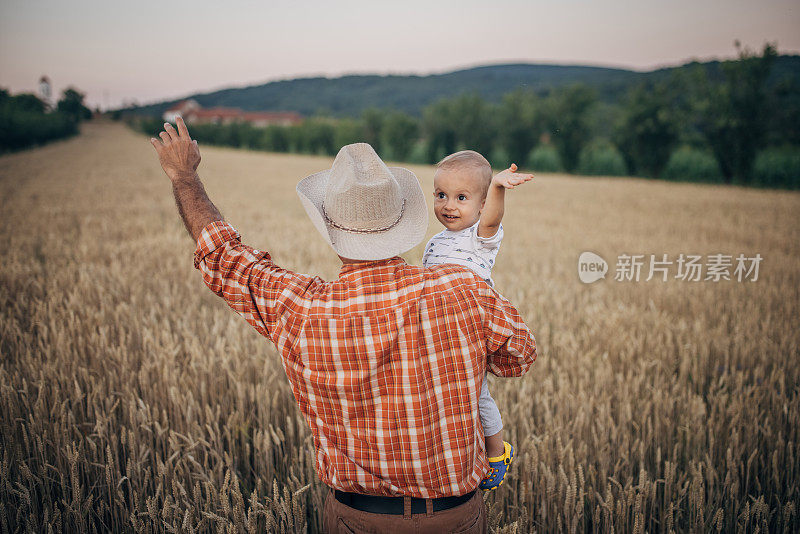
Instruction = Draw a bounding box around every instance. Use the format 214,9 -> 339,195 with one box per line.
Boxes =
151,118 -> 536,533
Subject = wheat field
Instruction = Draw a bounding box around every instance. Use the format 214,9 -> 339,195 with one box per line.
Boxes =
0,120 -> 798,533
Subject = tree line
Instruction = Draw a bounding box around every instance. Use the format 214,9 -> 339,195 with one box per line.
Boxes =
132,43 -> 797,189
0,87 -> 93,153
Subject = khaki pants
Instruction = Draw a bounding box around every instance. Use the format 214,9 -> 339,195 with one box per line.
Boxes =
323,488 -> 487,534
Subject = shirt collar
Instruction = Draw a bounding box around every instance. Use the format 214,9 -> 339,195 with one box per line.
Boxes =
338,256 -> 405,280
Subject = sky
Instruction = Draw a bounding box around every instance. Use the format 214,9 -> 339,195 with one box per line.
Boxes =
1,0 -> 798,111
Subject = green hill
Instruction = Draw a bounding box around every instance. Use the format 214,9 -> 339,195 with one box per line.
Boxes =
123,56 -> 800,118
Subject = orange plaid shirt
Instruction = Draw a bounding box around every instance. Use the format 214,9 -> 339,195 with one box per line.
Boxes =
194,220 -> 537,498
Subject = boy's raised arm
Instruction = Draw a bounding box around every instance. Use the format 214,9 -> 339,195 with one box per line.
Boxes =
477,163 -> 534,238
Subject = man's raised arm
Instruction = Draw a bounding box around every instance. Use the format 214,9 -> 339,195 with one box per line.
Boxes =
150,117 -> 223,241
149,117 -> 318,344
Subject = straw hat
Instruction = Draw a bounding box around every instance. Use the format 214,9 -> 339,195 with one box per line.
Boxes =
296,143 -> 428,261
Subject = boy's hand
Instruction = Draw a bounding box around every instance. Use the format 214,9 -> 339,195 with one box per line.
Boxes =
492,163 -> 534,189
150,116 -> 201,182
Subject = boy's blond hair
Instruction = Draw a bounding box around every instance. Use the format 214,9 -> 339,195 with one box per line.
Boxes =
436,150 -> 493,198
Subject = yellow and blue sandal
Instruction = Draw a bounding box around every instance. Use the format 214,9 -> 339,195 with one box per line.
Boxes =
479,441 -> 514,491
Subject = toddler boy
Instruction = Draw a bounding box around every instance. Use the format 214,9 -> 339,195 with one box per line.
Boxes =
422,150 -> 533,490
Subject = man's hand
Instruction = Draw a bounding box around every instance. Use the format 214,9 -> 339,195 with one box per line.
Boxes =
150,116 -> 201,181
492,164 -> 534,190
149,116 -> 222,241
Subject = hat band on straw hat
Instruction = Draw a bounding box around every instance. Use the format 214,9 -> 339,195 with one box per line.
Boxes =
321,199 -> 406,234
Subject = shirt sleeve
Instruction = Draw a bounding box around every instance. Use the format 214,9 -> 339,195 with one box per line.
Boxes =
193,220 -> 318,344
476,281 -> 536,377
471,222 -> 503,252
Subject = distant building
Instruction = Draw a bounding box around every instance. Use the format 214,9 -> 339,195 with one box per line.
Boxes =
38,75 -> 52,111
163,99 -> 200,123
163,99 -> 302,127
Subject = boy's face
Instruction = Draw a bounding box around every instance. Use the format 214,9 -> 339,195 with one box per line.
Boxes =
433,167 -> 486,232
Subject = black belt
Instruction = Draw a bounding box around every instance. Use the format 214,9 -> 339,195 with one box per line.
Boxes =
334,489 -> 476,515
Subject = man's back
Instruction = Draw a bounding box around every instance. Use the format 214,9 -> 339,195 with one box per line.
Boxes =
195,221 -> 536,498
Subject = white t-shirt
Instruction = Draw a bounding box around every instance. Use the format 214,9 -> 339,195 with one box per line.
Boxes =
422,220 -> 504,287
